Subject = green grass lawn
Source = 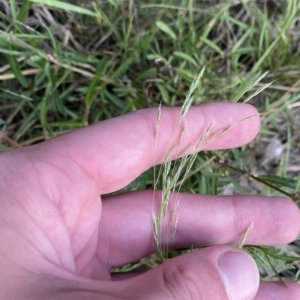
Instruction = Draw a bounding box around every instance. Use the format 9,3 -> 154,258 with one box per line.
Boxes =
0,0 -> 300,281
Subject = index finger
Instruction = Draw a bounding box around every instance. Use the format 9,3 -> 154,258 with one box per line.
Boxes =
42,102 -> 260,194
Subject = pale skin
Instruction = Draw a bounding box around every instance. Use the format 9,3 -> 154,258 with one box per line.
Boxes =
0,102 -> 299,299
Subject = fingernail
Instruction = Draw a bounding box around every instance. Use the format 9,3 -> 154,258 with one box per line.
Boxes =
217,250 -> 259,300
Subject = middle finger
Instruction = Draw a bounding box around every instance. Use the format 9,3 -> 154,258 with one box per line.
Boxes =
99,191 -> 300,268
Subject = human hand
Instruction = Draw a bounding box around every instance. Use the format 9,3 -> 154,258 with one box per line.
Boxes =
0,102 -> 299,299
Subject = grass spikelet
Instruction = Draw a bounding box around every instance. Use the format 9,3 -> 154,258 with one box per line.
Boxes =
155,102 -> 162,138
238,223 -> 254,249
244,80 -> 275,103
234,71 -> 271,103
180,66 -> 205,121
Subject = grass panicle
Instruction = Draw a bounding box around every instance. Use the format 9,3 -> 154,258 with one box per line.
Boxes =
153,67 -> 272,262
152,66 -> 300,284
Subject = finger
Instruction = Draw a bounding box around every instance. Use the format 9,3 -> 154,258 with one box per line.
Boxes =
110,246 -> 259,300
99,191 -> 300,267
255,282 -> 300,299
41,246 -> 259,300
40,103 -> 260,193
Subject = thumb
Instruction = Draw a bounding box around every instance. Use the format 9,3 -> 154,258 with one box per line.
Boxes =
122,246 -> 259,300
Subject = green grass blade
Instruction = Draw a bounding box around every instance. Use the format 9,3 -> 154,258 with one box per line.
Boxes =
9,0 -> 17,24
156,20 -> 177,40
260,248 -> 287,287
256,175 -> 297,190
295,178 -> 300,193
111,57 -> 133,79
6,51 -> 28,88
174,51 -> 197,67
17,0 -> 32,22
85,59 -> 108,109
28,0 -> 97,17
200,37 -> 223,54
0,33 -> 45,39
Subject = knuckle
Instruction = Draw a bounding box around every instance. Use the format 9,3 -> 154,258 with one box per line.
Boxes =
161,264 -> 202,300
